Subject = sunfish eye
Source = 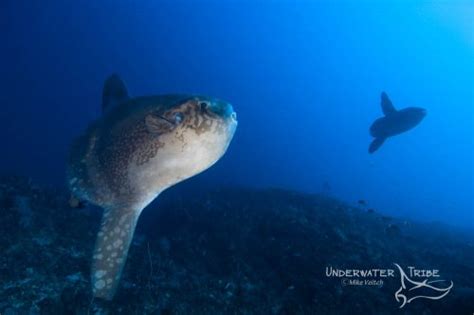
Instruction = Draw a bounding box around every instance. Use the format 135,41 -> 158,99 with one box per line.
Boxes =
174,112 -> 184,123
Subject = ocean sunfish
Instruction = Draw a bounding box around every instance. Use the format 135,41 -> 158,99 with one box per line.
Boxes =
369,92 -> 426,153
67,74 -> 238,300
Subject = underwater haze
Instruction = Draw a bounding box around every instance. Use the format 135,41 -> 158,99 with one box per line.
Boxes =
1,1 -> 474,314
2,0 -> 472,227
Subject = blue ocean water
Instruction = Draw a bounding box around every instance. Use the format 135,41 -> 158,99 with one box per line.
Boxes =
2,0 -> 472,227
1,2 -> 474,313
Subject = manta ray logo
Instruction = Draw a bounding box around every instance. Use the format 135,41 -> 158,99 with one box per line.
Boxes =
394,263 -> 453,308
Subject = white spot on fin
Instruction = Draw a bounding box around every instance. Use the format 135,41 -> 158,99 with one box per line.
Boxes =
95,279 -> 106,290
91,206 -> 143,300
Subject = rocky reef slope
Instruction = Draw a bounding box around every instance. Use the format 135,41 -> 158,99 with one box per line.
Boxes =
0,176 -> 473,314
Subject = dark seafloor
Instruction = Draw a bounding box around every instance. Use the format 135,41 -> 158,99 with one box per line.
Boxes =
0,175 -> 473,315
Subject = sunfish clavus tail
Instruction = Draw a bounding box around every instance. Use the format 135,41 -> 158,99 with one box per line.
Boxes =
67,74 -> 237,300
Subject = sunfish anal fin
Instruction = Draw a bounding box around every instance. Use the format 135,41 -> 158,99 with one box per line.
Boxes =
381,92 -> 396,115
91,205 -> 142,300
369,137 -> 386,154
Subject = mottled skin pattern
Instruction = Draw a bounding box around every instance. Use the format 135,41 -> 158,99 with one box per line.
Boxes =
68,94 -> 237,300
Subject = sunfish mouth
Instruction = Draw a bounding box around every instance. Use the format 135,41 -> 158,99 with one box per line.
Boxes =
230,111 -> 237,122
205,99 -> 237,122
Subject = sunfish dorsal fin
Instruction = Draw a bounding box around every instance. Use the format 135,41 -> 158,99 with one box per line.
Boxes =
102,74 -> 129,112
91,205 -> 142,300
381,92 -> 396,115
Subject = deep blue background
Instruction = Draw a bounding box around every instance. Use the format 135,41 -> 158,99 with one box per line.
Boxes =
1,1 -> 472,227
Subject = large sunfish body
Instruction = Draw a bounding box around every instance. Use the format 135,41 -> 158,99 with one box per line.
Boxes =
67,74 -> 237,300
369,92 -> 426,153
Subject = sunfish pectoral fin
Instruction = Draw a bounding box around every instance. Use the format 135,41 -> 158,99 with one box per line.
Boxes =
369,137 -> 386,154
381,92 -> 396,115
102,74 -> 129,112
91,205 -> 142,300
145,113 -> 176,134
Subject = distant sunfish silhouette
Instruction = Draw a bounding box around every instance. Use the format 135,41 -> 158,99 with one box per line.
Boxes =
369,92 -> 426,153
67,74 -> 237,300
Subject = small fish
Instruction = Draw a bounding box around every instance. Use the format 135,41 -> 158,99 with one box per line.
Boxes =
358,200 -> 367,206
385,224 -> 401,236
